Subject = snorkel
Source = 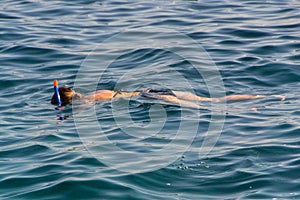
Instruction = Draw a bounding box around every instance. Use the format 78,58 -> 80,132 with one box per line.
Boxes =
53,80 -> 62,106
53,80 -> 67,121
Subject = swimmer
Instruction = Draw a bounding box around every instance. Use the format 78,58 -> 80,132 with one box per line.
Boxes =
51,87 -> 285,108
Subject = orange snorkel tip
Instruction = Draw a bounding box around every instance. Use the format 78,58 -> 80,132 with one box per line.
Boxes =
53,80 -> 62,106
54,80 -> 59,87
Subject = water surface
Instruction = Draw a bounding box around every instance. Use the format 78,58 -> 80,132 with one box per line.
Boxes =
1,0 -> 300,199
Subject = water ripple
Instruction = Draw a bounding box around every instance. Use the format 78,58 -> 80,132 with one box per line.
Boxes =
0,0 -> 300,199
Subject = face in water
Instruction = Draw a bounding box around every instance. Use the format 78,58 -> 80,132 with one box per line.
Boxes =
51,87 -> 82,105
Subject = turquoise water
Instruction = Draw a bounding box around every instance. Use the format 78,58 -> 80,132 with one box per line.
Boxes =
1,0 -> 300,199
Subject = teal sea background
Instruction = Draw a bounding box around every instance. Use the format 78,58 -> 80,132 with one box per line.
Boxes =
1,0 -> 300,199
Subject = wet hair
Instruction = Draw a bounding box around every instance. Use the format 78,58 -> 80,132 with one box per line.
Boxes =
51,87 -> 81,105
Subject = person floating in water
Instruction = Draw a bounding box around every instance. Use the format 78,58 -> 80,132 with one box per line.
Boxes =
51,84 -> 285,109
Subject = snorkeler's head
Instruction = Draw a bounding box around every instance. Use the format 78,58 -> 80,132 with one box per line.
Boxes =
51,87 -> 82,105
